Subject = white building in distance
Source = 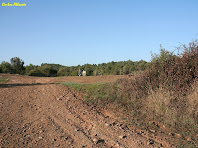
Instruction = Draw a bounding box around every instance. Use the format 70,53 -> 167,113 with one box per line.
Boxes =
82,70 -> 86,76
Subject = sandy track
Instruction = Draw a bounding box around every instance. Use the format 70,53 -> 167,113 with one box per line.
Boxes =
0,75 -> 168,147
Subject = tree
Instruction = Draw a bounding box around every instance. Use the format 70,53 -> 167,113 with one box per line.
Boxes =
57,67 -> 71,76
112,65 -> 120,75
39,65 -> 57,77
10,57 -> 25,74
84,67 -> 93,76
29,68 -> 44,77
123,65 -> 130,75
25,64 -> 35,75
0,61 -> 12,73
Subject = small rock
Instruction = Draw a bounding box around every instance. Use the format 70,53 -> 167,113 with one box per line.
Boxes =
105,123 -> 109,126
118,135 -> 127,139
186,137 -> 192,141
57,98 -> 62,100
93,138 -> 98,142
39,136 -> 42,139
175,133 -> 181,138
169,132 -> 174,136
150,129 -> 155,133
75,129 -> 80,132
87,125 -> 93,130
115,143 -> 120,147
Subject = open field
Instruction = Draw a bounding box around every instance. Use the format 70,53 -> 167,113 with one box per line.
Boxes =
0,74 -> 173,148
0,74 -> 127,84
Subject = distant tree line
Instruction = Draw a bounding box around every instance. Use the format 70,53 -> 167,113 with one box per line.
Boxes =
0,57 -> 149,77
0,57 -> 25,75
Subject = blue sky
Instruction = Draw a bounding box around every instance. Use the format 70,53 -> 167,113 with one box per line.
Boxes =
0,0 -> 198,66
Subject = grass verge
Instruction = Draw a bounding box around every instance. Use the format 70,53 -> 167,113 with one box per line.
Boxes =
61,80 -> 198,147
61,82 -> 116,104
0,77 -> 10,84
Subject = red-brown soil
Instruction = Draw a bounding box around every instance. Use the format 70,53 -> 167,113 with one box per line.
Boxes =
0,74 -> 173,147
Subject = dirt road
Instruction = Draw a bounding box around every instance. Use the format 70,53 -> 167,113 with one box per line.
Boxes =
0,75 -> 169,147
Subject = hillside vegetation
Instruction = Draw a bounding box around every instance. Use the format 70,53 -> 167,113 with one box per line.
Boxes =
62,40 -> 198,147
0,59 -> 148,77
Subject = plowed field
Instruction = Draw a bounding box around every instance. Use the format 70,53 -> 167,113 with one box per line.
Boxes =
0,74 -> 171,148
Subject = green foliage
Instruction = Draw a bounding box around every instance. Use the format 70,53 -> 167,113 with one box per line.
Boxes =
0,61 -> 12,73
25,64 -> 35,75
41,63 -> 62,71
123,65 -> 129,75
43,60 -> 148,77
61,82 -> 85,91
10,57 -> 25,74
150,41 -> 198,96
57,67 -> 71,76
0,56 -> 148,77
151,46 -> 173,63
27,65 -> 58,77
0,77 -> 10,84
39,65 -> 57,77
61,82 -> 117,103
28,68 -> 44,77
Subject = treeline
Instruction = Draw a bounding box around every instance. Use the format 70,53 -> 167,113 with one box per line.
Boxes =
0,57 -> 25,75
0,58 -> 149,77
